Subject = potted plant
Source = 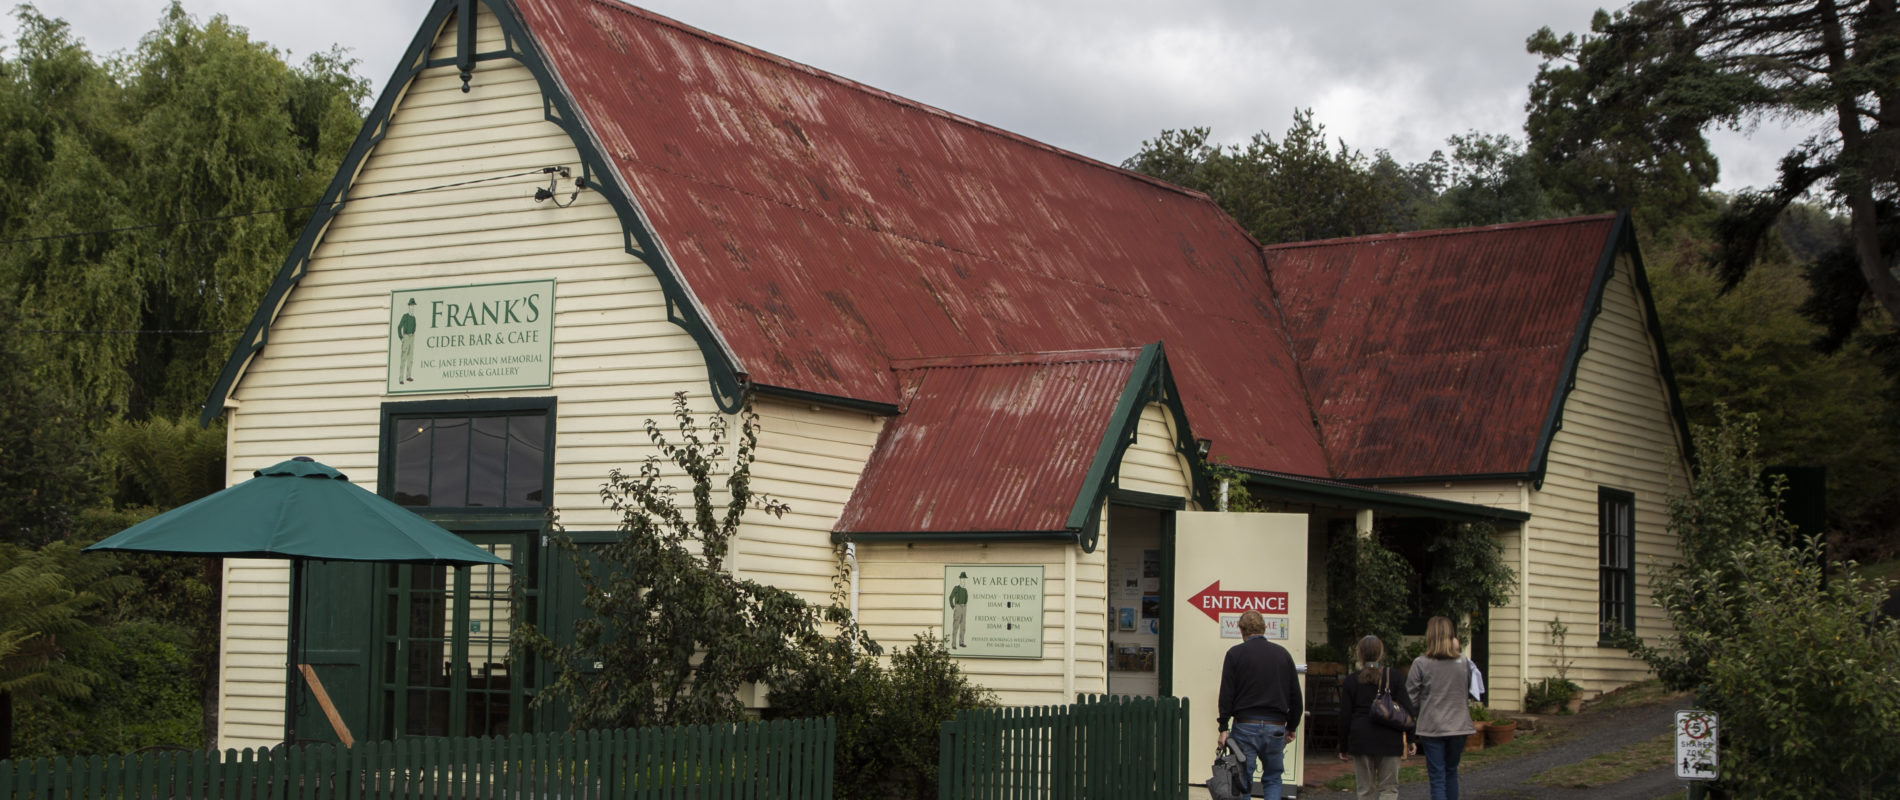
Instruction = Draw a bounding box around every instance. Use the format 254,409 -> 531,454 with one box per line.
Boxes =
1465,701 -> 1488,751
1484,713 -> 1517,745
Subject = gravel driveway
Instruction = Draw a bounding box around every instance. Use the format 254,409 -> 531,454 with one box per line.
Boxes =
1295,697 -> 1694,800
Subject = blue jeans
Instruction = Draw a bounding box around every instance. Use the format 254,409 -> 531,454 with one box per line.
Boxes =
1420,735 -> 1466,800
1228,721 -> 1288,800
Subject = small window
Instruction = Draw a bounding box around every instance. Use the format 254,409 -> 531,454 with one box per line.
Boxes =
389,406 -> 550,509
1598,488 -> 1635,640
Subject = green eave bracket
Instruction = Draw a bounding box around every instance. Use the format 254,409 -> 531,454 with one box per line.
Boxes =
1063,342 -> 1213,552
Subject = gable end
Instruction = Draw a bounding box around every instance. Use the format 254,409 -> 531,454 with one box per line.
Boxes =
1526,209 -> 1696,486
200,0 -> 748,426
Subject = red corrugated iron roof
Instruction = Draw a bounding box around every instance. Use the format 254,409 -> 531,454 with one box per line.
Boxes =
835,348 -> 1146,535
1262,215 -> 1620,480
511,0 -> 1330,476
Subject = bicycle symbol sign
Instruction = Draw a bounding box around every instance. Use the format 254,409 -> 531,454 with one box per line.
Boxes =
1675,711 -> 1719,780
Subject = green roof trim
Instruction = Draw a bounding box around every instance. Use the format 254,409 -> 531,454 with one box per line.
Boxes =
199,0 -> 748,427
1526,209 -> 1696,486
1063,342 -> 1214,552
1243,469 -> 1530,523
829,342 -> 1212,553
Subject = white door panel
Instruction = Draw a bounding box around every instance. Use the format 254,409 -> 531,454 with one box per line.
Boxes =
1171,510 -> 1309,791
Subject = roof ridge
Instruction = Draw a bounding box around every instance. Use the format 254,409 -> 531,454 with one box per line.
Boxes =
581,0 -> 1217,203
1260,213 -> 1619,252
890,348 -> 1144,371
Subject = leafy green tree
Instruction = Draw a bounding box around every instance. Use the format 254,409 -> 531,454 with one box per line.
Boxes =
1324,527 -> 1414,655
1424,521 -> 1517,639
1122,110 -> 1404,244
1614,408 -> 1900,795
770,633 -> 993,800
517,393 -> 870,729
0,304 -> 101,548
1524,2 -> 1754,226
0,541 -> 136,759
1648,248 -> 1900,529
1423,132 -> 1556,228
11,619 -> 199,758
1531,0 -> 1900,334
0,3 -> 366,419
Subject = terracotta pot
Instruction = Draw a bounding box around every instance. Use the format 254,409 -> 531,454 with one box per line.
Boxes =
1565,696 -> 1584,713
1308,661 -> 1348,676
1484,720 -> 1517,745
1465,721 -> 1486,751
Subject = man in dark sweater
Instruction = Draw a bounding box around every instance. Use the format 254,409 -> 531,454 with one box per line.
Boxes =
1217,610 -> 1303,800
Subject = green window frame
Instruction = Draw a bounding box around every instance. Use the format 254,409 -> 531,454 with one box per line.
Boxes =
1598,487 -> 1636,643
374,397 -> 556,739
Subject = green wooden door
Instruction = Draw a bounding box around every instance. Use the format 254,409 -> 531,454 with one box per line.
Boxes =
294,560 -> 380,744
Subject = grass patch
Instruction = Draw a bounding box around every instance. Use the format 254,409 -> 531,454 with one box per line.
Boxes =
1528,731 -> 1673,788
1322,727 -> 1570,792
1851,557 -> 1900,584
1582,679 -> 1689,714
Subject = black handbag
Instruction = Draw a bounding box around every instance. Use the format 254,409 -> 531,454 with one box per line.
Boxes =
1208,743 -> 1247,800
1370,667 -> 1413,730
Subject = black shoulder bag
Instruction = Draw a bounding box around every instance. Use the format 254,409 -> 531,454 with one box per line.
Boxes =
1370,667 -> 1413,730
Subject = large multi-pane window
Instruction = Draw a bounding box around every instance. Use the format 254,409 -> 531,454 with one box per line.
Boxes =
391,413 -> 547,508
378,400 -> 552,738
1598,488 -> 1635,641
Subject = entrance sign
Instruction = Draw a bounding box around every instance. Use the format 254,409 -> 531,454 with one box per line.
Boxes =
1675,710 -> 1719,780
1172,511 -> 1309,791
388,280 -> 555,394
943,565 -> 1044,659
1189,580 -> 1290,620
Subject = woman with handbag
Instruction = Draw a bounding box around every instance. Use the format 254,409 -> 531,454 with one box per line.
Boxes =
1406,616 -> 1477,800
1335,635 -> 1415,800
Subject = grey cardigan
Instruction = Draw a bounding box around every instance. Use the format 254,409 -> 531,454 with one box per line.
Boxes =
1405,656 -> 1476,738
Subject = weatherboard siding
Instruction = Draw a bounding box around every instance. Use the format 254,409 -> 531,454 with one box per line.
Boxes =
740,400 -> 884,600
217,8 -> 719,751
1116,403 -> 1194,497
1383,256 -> 1687,712
1527,252 -> 1686,703
854,541 -> 1110,706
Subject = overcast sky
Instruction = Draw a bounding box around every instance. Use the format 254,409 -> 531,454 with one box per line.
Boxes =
19,0 -> 1826,194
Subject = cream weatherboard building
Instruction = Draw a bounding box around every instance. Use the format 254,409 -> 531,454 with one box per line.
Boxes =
200,0 -> 1692,752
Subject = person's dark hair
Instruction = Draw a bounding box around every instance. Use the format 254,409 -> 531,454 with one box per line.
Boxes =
1355,634 -> 1385,684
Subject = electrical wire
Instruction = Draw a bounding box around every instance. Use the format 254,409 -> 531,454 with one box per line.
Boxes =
9,328 -> 244,336
0,166 -> 565,248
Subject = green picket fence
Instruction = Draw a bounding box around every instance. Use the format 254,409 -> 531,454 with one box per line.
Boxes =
937,695 -> 1188,800
0,717 -> 834,799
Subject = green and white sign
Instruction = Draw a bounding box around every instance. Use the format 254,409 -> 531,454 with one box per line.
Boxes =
388,280 -> 554,394
943,565 -> 1044,659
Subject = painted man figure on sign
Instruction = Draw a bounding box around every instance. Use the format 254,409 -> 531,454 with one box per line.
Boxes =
397,298 -> 419,384
1217,609 -> 1303,800
948,571 -> 970,648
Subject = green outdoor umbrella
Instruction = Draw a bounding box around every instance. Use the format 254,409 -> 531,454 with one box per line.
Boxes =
87,456 -> 509,742
87,457 -> 509,564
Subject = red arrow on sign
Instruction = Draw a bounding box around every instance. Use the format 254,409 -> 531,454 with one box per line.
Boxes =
1187,581 -> 1289,622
